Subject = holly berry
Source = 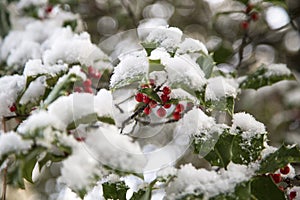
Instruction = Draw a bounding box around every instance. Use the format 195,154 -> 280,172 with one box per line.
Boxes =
84,87 -> 93,93
164,104 -> 171,109
270,173 -> 282,184
149,100 -> 157,108
173,112 -> 181,120
162,86 -> 171,95
45,5 -> 53,14
161,94 -> 170,103
74,86 -> 82,93
149,79 -> 155,87
144,106 -> 151,115
135,93 -> 144,102
76,137 -> 85,142
143,95 -> 150,104
156,107 -> 167,118
290,191 -> 297,200
280,166 -> 290,175
251,12 -> 259,21
141,84 -> 150,89
241,21 -> 249,30
175,104 -> 184,113
83,79 -> 92,87
92,71 -> 101,79
9,104 -> 16,112
88,66 -> 94,75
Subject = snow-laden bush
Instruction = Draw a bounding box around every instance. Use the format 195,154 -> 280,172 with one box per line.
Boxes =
0,1 -> 299,200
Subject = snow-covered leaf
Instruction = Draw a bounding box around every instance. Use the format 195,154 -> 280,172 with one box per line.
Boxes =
258,145 -> 300,174
102,181 -> 129,200
239,64 -> 295,90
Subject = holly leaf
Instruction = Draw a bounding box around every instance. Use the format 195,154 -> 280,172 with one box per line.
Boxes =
67,113 -> 98,130
196,54 -> 215,79
239,65 -> 295,90
141,42 -> 157,56
102,181 -> 129,200
257,145 -> 300,174
140,88 -> 162,103
196,131 -> 266,168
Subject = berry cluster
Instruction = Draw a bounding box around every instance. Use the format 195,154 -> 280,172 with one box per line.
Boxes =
135,80 -> 186,120
240,4 -> 260,30
270,165 -> 298,200
74,66 -> 102,94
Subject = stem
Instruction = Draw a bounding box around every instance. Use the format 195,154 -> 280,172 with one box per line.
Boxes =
1,118 -> 7,200
120,0 -> 137,27
237,32 -> 248,70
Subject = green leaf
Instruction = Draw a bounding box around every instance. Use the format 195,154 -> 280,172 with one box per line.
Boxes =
240,66 -> 296,90
140,88 -> 162,103
231,133 -> 265,165
213,43 -> 233,64
98,116 -> 115,125
149,59 -> 165,73
63,20 -> 78,31
67,113 -> 98,130
257,145 -> 300,174
102,181 -> 129,200
202,131 -> 234,168
196,54 -> 215,78
251,176 -> 285,200
197,131 -> 266,168
22,148 -> 42,183
141,42 -> 157,56
206,96 -> 235,116
131,189 -> 147,200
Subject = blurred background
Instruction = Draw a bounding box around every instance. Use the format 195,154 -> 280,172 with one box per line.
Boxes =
0,0 -> 300,199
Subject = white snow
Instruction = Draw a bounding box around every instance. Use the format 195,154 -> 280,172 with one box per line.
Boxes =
145,26 -> 182,52
165,162 -> 255,199
205,76 -> 239,101
85,124 -> 147,173
110,52 -> 149,88
17,110 -> 63,134
162,54 -> 207,91
0,131 -> 32,158
20,76 -> 46,104
0,75 -> 25,118
284,88 -> 300,107
84,182 -> 104,200
94,89 -> 114,117
23,59 -> 67,77
231,112 -> 266,139
264,63 -> 292,77
16,0 -> 47,9
260,145 -> 277,159
177,38 -> 208,55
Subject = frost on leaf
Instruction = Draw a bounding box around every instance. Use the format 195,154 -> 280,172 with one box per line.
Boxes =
239,63 -> 295,90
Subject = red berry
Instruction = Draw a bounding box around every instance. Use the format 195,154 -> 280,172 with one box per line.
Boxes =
92,71 -> 101,79
135,93 -> 144,102
280,166 -> 290,175
83,79 -> 92,87
88,66 -> 94,75
45,6 -> 53,14
149,100 -> 157,108
84,87 -> 93,93
251,12 -> 259,21
149,79 -> 155,87
245,4 -> 253,13
270,174 -> 282,184
290,191 -> 297,200
161,94 -> 170,103
164,104 -> 171,109
9,104 -> 16,112
241,21 -> 249,30
173,112 -> 181,120
162,86 -> 171,95
74,86 -> 82,93
175,104 -> 184,113
76,137 -> 85,142
143,95 -> 150,104
144,106 -> 151,115
156,107 -> 166,118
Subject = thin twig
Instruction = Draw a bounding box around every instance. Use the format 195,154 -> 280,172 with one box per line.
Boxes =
237,32 -> 248,70
1,118 -> 7,200
120,0 -> 137,27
